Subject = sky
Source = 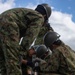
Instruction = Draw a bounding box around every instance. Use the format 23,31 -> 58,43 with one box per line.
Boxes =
0,0 -> 75,50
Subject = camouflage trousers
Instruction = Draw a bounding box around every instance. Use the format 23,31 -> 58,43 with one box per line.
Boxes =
0,21 -> 22,75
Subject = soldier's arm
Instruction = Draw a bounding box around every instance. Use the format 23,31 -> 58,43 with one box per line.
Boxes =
21,12 -> 44,50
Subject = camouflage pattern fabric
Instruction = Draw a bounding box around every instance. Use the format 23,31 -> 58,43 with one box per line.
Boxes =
35,22 -> 54,45
39,43 -> 75,75
0,8 -> 44,75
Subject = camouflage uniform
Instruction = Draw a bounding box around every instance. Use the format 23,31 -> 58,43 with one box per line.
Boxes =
0,8 -> 44,75
35,22 -> 54,45
34,21 -> 75,74
39,43 -> 75,75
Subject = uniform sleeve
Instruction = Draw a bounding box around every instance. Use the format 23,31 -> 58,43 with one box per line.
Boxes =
21,12 -> 44,51
57,46 -> 75,75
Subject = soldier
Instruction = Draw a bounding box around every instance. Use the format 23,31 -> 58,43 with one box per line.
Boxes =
21,45 -> 47,75
0,3 -> 52,75
42,31 -> 75,75
35,3 -> 54,45
35,4 -> 75,75
21,46 -> 36,75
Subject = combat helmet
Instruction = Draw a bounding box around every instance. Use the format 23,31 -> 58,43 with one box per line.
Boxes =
44,31 -> 60,47
36,45 -> 48,59
35,3 -> 52,19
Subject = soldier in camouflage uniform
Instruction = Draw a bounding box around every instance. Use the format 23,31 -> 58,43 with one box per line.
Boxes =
42,31 -> 75,75
20,3 -> 53,75
34,4 -> 75,75
34,3 -> 54,45
0,3 -> 52,75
